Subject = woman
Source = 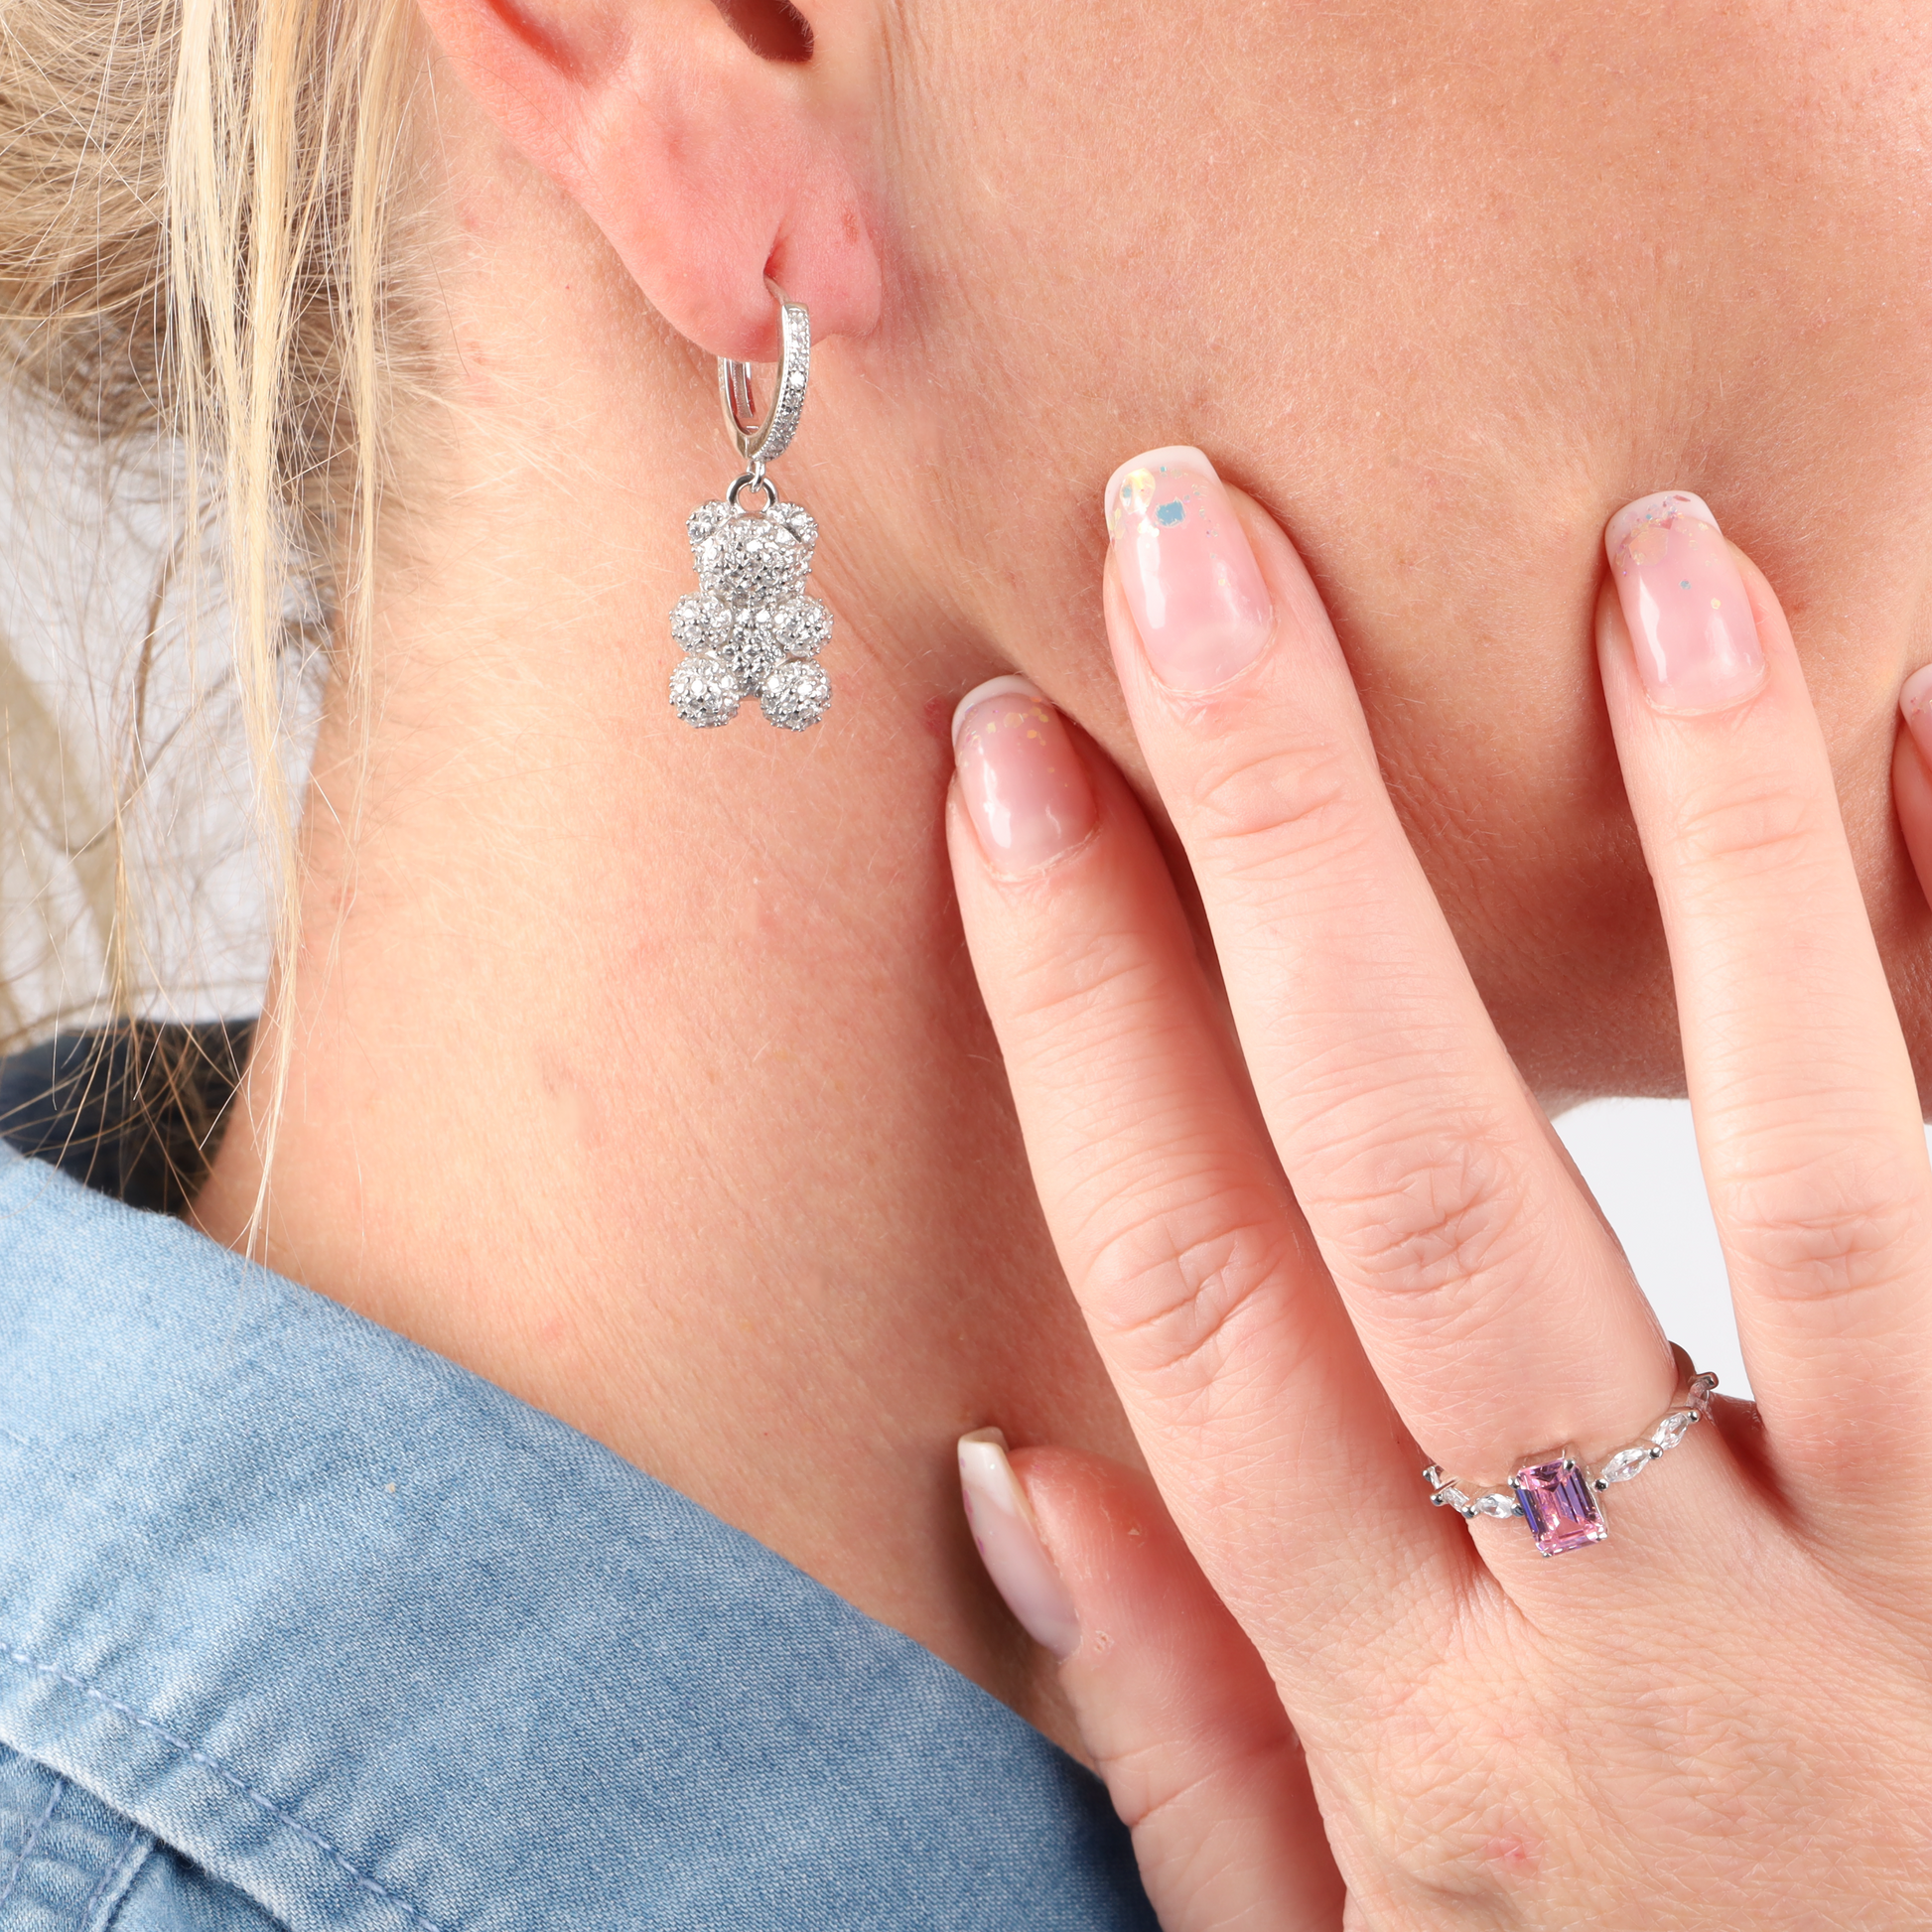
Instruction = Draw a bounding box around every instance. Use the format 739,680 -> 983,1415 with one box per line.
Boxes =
0,0 -> 1926,1920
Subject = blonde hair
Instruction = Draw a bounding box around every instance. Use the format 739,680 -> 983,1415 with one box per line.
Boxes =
1,0 -> 421,1215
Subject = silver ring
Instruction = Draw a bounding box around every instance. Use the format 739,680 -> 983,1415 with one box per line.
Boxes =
719,283 -> 810,470
1422,1362 -> 1719,1557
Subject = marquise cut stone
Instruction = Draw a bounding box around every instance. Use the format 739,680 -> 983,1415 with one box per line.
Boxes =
1652,1409 -> 1697,1451
1511,1454 -> 1607,1556
1595,1446 -> 1654,1488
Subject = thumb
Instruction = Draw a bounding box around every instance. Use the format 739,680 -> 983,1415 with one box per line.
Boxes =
958,1430 -> 1344,1932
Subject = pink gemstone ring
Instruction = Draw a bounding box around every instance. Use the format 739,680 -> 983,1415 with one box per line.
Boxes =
1422,1365 -> 1720,1557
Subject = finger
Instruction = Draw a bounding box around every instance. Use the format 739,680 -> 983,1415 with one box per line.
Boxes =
1596,492 -> 1932,1499
1895,670 -> 1932,907
1100,450 -> 1675,1497
944,675 -> 1456,1639
959,1430 -> 1346,1932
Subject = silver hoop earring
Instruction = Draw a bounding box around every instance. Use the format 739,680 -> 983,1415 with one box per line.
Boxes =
668,285 -> 834,731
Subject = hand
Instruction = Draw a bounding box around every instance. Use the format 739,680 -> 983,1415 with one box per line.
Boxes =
944,457 -> 1932,1929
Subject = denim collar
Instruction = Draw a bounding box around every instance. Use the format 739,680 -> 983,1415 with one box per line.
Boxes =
0,1151 -> 1152,1930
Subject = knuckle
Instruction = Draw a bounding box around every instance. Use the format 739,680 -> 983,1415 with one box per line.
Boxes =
1080,1187 -> 1304,1407
1309,1119 -> 1536,1311
1178,729 -> 1371,886
1337,1666 -> 1800,1918
1713,1142 -> 1932,1301
1665,773 -> 1832,883
1105,1732 -> 1283,1846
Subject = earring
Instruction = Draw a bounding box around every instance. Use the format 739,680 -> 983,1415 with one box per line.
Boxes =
668,285 -> 834,731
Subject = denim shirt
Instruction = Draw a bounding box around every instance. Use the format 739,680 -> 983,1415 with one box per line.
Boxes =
0,1149 -> 1155,1929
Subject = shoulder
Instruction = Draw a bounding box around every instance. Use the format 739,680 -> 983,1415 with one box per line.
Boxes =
0,1153 -> 1153,1931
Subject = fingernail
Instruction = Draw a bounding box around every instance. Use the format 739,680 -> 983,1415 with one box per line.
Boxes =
1103,446 -> 1273,692
957,1427 -> 1079,1659
1604,491 -> 1765,713
1901,666 -> 1932,766
951,676 -> 1098,877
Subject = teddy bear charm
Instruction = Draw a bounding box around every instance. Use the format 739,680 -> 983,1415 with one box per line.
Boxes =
668,286 -> 834,732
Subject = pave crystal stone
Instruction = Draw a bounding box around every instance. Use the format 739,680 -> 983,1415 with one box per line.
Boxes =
1595,1445 -> 1655,1488
686,500 -> 732,559
770,596 -> 833,659
701,512 -> 807,609
669,653 -> 742,728
672,487 -> 829,730
1511,1454 -> 1608,1557
670,592 -> 733,656
1651,1409 -> 1698,1451
759,658 -> 832,731
769,501 -> 817,553
720,610 -> 786,691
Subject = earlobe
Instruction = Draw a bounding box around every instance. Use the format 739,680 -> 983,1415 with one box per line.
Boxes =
415,0 -> 881,357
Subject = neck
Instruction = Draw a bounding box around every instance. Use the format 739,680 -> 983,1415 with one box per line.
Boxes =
193,129 -> 1126,1744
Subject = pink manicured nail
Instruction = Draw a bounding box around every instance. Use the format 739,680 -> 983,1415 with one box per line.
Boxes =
1604,491 -> 1764,713
1103,446 -> 1273,692
1901,666 -> 1932,766
958,1428 -> 1079,1659
951,676 -> 1098,876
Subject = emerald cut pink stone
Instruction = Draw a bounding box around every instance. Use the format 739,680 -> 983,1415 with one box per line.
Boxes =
1511,1454 -> 1607,1557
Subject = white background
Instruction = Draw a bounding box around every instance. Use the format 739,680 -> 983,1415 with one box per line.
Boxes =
1556,1098 -> 1752,1397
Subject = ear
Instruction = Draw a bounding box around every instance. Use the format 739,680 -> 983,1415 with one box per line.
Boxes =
415,0 -> 883,357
